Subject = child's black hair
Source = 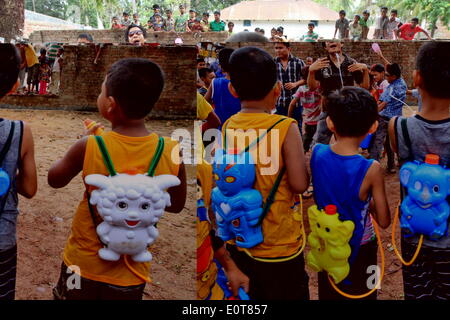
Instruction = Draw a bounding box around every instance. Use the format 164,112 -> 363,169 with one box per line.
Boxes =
218,48 -> 234,73
78,33 -> 93,43
411,17 -> 419,23
325,86 -> 378,137
0,44 -> 20,98
197,57 -> 205,64
386,63 -> 401,78
198,67 -> 213,79
339,10 -> 346,15
415,41 -> 450,99
228,46 -> 277,101
370,63 -> 385,73
275,41 -> 290,48
124,24 -> 147,42
105,58 -> 164,119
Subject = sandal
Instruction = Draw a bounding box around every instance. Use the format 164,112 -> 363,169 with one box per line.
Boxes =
302,185 -> 314,199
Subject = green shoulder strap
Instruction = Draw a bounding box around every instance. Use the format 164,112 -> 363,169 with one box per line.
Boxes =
88,135 -> 166,231
94,135 -> 165,177
221,117 -> 289,226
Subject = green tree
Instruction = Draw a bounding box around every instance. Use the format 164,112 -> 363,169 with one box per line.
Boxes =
25,0 -> 67,19
312,0 -> 355,16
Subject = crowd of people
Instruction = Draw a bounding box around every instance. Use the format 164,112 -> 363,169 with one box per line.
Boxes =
108,4 -> 434,42
110,5 -> 231,34
13,40 -> 64,96
196,39 -> 449,301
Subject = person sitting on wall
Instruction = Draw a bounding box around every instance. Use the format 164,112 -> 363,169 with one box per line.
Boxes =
201,13 -> 210,32
121,12 -> 132,27
111,16 -> 123,30
125,24 -> 147,46
209,11 -> 225,32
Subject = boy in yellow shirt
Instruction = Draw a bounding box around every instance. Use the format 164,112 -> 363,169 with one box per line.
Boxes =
48,58 -> 187,300
216,46 -> 310,300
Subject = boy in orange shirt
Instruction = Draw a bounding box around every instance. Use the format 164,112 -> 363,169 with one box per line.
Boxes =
216,46 -> 310,300
48,58 -> 187,300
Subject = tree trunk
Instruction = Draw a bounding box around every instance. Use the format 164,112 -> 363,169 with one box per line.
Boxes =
0,0 -> 24,42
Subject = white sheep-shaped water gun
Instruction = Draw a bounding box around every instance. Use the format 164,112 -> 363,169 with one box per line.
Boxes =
85,173 -> 180,262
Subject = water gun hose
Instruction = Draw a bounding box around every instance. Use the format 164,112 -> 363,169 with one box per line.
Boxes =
328,217 -> 385,299
391,205 -> 423,266
124,255 -> 152,284
243,194 -> 306,263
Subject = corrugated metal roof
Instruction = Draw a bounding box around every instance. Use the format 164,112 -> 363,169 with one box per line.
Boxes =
221,0 -> 339,21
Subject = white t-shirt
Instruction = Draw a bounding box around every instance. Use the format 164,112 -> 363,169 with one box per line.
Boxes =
386,18 -> 401,39
52,56 -> 61,73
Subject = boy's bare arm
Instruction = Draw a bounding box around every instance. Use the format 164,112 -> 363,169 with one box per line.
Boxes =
388,117 -> 398,153
48,137 -> 87,188
287,97 -> 299,118
206,110 -> 221,130
204,81 -> 213,103
214,244 -> 249,296
165,162 -> 187,213
366,162 -> 391,228
17,122 -> 37,198
282,123 -> 309,194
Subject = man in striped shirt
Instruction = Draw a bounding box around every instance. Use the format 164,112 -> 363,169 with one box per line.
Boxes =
273,42 -> 305,130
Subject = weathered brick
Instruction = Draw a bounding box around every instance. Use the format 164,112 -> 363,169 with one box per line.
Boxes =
29,30 -> 228,46
1,45 -> 197,119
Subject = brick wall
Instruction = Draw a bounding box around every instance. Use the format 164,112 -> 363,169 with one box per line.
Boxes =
29,29 -> 228,45
224,40 -> 445,87
1,45 -> 197,119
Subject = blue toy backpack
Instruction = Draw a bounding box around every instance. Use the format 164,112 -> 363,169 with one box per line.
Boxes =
399,154 -> 449,240
211,118 -> 287,248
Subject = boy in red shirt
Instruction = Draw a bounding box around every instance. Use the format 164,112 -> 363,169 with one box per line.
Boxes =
397,18 -> 431,40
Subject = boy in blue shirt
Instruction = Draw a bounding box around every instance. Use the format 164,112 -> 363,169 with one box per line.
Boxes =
311,86 -> 391,299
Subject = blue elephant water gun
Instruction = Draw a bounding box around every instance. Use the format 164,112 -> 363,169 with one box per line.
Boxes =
215,260 -> 250,300
399,154 -> 449,240
392,154 -> 450,265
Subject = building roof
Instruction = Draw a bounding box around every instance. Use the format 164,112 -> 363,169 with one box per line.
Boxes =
220,0 -> 339,21
23,9 -> 91,37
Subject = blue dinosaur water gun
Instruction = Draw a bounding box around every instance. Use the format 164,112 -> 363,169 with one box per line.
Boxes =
215,260 -> 250,300
211,148 -> 264,248
399,154 -> 450,240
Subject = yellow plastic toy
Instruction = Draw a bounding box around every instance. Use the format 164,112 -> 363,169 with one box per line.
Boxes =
84,119 -> 104,136
306,204 -> 355,284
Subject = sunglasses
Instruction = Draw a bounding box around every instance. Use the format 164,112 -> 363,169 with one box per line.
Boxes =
129,30 -> 143,37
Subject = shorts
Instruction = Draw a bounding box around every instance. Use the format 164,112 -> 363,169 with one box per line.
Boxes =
53,262 -> 146,300
0,245 -> 17,300
317,240 -> 378,300
227,244 -> 310,300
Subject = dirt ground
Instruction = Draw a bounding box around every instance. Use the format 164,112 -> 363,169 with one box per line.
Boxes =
0,109 -> 196,300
